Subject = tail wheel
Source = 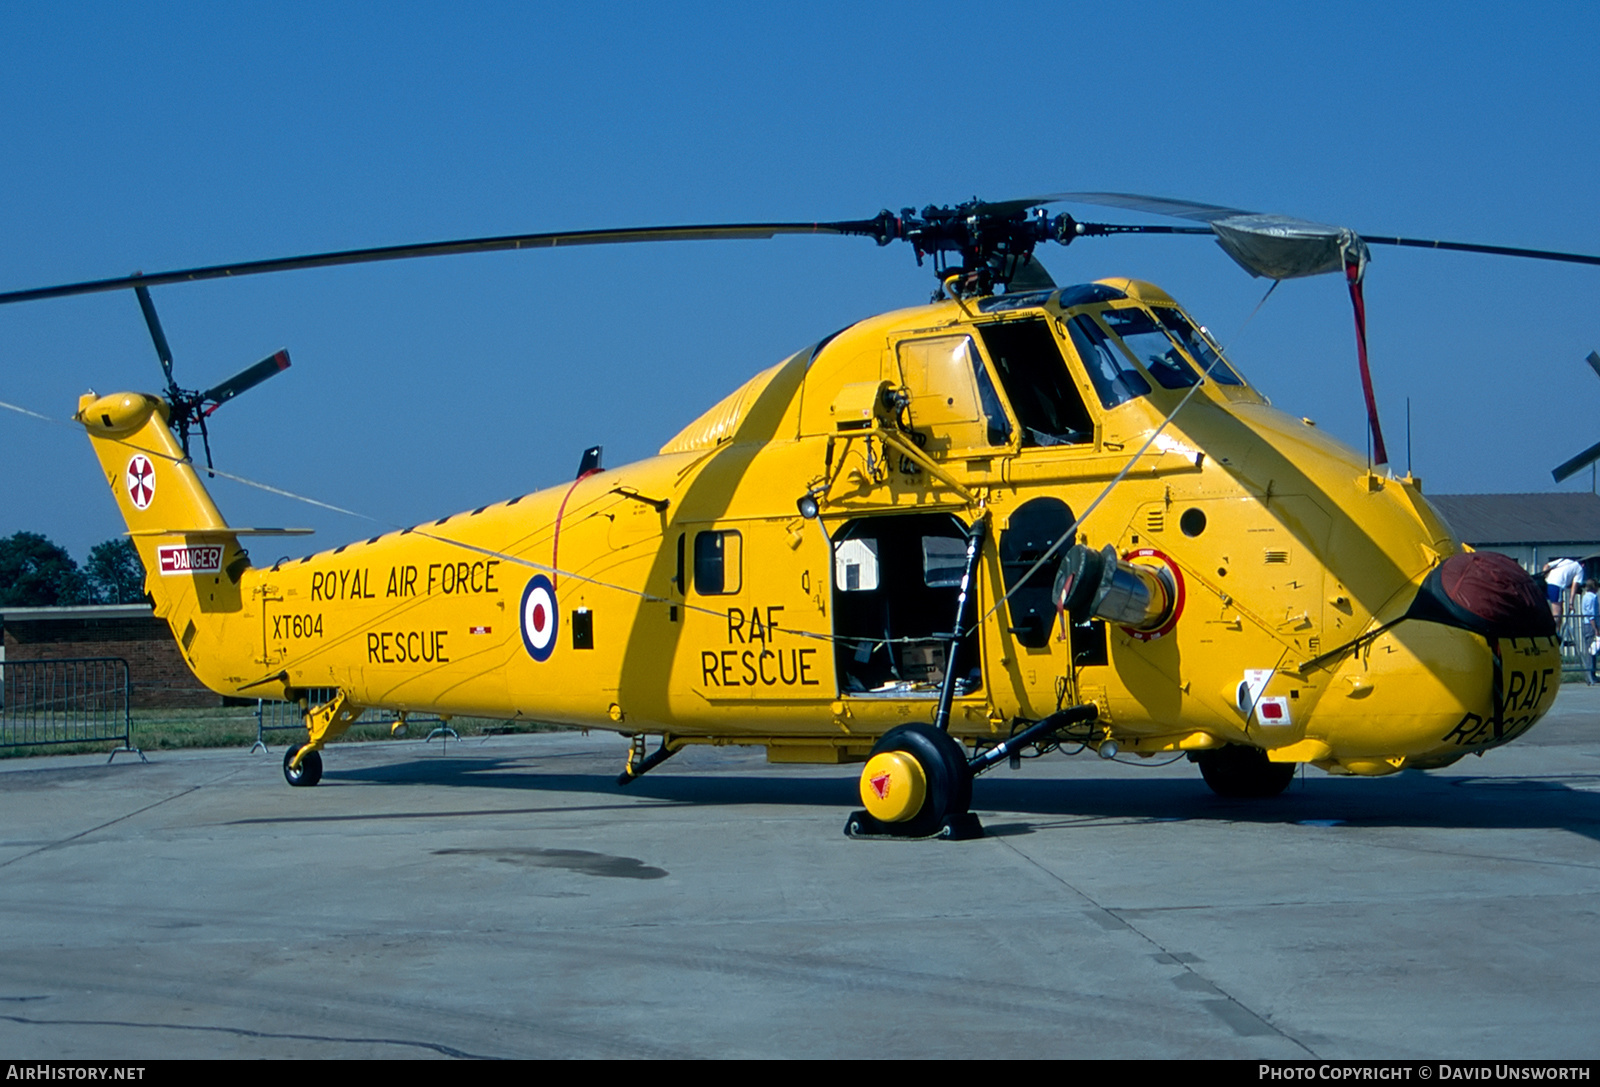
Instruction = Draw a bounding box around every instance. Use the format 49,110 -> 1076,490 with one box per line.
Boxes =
283,744 -> 323,787
858,724 -> 972,837
1195,744 -> 1295,798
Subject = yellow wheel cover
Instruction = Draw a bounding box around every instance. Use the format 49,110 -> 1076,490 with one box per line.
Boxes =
859,751 -> 927,823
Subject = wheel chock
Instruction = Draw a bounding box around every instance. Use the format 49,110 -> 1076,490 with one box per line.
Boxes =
843,809 -> 984,841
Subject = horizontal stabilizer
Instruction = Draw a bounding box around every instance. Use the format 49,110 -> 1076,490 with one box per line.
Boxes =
126,527 -> 314,537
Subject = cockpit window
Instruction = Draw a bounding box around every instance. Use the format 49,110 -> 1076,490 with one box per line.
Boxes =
1153,308 -> 1246,386
1099,307 -> 1202,390
978,319 -> 1094,446
1065,314 -> 1151,409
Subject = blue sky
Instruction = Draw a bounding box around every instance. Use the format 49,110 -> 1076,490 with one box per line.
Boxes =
3,2 -> 1598,560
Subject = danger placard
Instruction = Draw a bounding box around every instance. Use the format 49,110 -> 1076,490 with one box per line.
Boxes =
157,544 -> 223,576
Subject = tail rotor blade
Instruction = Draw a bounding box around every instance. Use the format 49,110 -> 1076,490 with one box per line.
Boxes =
133,285 -> 176,390
202,349 -> 290,412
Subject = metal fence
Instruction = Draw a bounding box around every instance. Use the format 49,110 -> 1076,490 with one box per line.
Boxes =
0,657 -> 143,761
253,688 -> 449,751
1558,613 -> 1597,679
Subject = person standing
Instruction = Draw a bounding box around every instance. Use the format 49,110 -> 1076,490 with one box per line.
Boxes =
1582,580 -> 1599,686
1543,557 -> 1584,624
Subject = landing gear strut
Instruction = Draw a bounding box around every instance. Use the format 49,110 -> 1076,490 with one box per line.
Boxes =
281,690 -> 364,788
617,734 -> 681,785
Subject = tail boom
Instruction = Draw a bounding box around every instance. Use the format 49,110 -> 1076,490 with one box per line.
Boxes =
77,391 -> 259,696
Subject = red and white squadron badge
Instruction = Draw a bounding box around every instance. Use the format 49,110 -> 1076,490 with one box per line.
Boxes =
126,454 -> 155,511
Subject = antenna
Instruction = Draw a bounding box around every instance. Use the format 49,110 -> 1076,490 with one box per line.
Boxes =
1406,397 -> 1413,478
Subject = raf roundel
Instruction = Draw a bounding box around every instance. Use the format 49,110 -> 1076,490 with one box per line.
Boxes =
520,575 -> 559,662
125,454 -> 155,511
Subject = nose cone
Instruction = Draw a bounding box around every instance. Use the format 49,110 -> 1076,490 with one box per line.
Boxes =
1311,553 -> 1561,773
1405,551 -> 1555,640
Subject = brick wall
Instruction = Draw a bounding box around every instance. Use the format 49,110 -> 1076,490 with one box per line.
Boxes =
2,617 -> 221,708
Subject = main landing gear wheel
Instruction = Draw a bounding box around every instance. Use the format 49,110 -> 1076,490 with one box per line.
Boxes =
846,723 -> 980,839
1195,744 -> 1295,798
283,744 -> 323,787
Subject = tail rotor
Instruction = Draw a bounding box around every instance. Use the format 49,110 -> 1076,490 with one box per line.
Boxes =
132,283 -> 290,472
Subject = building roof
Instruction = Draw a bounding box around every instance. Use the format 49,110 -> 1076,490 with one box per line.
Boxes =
0,604 -> 155,622
1429,492 -> 1600,547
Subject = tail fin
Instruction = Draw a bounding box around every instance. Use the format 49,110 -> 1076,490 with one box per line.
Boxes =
76,391 -> 253,687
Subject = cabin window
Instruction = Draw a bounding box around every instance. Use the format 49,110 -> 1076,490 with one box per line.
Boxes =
978,319 -> 1095,446
694,530 -> 742,595
1100,307 -> 1202,390
1153,308 -> 1246,386
1064,314 -> 1151,409
895,335 -> 1010,448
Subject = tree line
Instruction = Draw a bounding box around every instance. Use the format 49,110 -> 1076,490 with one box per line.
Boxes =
0,532 -> 150,607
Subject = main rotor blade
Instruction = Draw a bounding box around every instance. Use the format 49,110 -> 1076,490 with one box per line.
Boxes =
201,349 -> 290,413
0,221 -> 881,307
1059,192 -> 1600,267
1553,439 -> 1600,483
1050,192 -> 1258,222
967,192 -> 1257,222
1362,235 -> 1600,267
1552,353 -> 1600,482
133,285 -> 175,389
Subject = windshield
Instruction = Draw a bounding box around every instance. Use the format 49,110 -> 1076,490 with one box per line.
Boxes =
1065,314 -> 1151,409
1099,307 -> 1203,390
1153,308 -> 1246,386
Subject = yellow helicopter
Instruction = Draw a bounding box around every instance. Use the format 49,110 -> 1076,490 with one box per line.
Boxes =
5,192 -> 1593,839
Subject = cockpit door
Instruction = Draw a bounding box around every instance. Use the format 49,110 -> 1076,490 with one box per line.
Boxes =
894,335 -> 1012,457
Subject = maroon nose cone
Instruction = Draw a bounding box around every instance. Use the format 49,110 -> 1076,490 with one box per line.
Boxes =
1407,551 -> 1556,639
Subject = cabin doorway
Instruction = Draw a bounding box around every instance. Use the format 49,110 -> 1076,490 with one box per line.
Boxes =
830,512 -> 982,698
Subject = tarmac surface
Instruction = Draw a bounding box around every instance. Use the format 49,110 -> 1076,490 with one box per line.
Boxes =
1,689 -> 1598,1060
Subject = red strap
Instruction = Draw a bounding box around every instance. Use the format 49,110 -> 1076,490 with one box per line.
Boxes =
1345,257 -> 1389,466
550,469 -> 601,588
